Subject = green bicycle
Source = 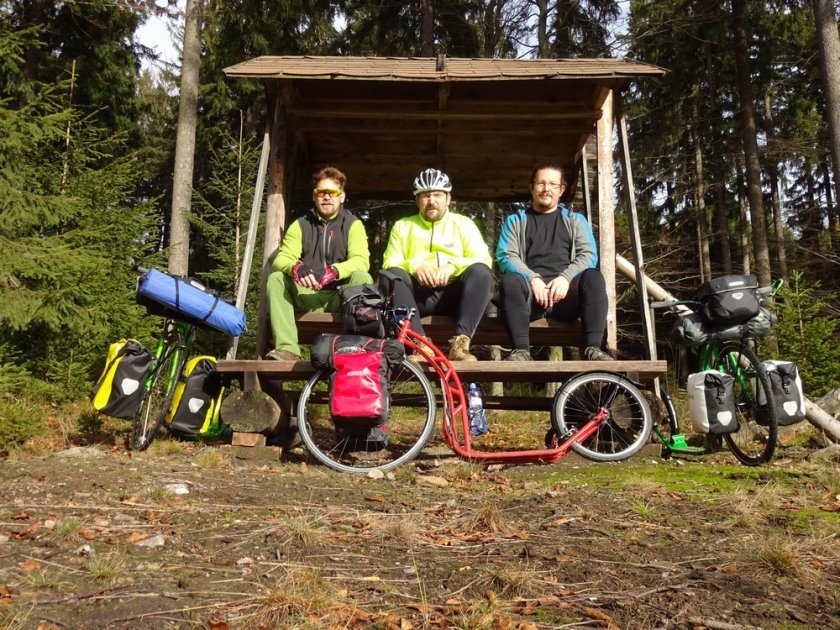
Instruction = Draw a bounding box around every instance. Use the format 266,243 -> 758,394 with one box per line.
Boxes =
130,319 -> 199,450
650,280 -> 783,466
130,269 -> 228,451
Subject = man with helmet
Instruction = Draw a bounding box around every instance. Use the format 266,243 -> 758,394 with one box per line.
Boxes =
496,163 -> 610,362
382,168 -> 492,362
266,166 -> 373,360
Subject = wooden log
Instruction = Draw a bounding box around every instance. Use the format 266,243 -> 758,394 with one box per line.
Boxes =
220,390 -> 281,434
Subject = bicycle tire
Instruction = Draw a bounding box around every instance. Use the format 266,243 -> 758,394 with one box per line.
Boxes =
130,345 -> 181,451
296,359 -> 436,474
551,371 -> 653,462
711,342 -> 777,466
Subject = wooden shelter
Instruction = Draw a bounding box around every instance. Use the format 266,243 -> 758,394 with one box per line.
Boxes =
221,55 -> 665,362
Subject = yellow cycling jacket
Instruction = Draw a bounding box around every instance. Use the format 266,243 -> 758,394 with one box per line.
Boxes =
382,209 -> 492,278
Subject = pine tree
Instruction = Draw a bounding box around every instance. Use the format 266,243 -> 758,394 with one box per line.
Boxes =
0,24 -> 157,392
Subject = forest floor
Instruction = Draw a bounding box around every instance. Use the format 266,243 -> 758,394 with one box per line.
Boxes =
0,417 -> 839,630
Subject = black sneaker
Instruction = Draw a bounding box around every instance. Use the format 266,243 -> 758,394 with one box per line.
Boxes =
584,346 -> 612,361
506,348 -> 533,361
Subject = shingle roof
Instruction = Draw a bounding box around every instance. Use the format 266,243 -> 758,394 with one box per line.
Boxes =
223,55 -> 665,82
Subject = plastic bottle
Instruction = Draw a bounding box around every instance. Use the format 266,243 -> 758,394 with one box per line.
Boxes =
467,383 -> 488,436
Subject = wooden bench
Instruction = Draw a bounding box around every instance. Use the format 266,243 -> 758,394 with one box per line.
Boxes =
292,312 -> 582,346
216,313 -> 666,413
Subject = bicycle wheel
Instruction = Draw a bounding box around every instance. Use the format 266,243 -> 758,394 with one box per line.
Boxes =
130,346 -> 181,451
551,371 -> 653,462
711,342 -> 777,466
297,359 -> 436,474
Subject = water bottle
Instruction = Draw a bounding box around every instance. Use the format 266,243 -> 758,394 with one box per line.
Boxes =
467,383 -> 488,436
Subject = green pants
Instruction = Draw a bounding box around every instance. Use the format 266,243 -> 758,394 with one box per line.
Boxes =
266,269 -> 374,356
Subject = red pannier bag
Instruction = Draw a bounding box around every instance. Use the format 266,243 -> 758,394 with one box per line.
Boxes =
310,334 -> 405,429
330,342 -> 388,423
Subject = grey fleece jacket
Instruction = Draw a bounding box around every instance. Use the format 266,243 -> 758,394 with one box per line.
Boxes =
495,206 -> 598,282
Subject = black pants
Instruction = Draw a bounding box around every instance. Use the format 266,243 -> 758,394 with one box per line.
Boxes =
499,267 -> 608,349
384,264 -> 492,337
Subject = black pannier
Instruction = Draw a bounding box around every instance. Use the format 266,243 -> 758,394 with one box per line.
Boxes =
670,307 -> 777,347
696,274 -> 760,326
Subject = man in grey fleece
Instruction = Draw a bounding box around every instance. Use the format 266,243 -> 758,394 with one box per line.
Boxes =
495,163 -> 610,361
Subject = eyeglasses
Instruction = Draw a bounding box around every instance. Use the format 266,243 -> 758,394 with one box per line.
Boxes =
533,182 -> 562,191
313,188 -> 343,198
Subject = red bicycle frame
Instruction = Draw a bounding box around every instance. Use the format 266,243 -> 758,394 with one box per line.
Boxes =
394,317 -> 605,464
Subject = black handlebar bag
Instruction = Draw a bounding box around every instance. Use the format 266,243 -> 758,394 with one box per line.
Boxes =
696,275 -> 760,326
339,283 -> 385,338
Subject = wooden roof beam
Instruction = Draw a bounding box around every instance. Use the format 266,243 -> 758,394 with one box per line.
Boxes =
288,109 -> 601,121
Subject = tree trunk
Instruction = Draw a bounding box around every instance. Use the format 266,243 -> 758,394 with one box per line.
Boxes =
822,158 -> 840,277
420,0 -> 434,56
692,121 -> 711,281
168,0 -> 203,276
731,0 -> 772,287
535,0 -> 550,58
764,92 -> 788,281
813,0 -> 840,225
705,40 -> 732,274
736,161 -> 751,274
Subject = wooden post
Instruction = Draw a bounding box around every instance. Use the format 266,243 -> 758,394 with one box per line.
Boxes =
596,90 -> 617,352
580,144 -> 592,225
255,84 -> 290,361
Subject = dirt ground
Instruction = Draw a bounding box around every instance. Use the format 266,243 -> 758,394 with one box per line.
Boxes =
1,429 -> 838,630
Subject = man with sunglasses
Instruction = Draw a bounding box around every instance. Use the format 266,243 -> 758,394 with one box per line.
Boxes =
496,163 -> 610,362
382,168 -> 492,362
266,166 -> 373,360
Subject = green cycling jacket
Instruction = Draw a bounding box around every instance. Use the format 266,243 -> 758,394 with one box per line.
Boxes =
382,209 -> 492,278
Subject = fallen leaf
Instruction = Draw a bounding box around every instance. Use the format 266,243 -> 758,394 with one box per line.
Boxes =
208,621 -> 229,630
77,529 -> 99,541
361,575 -> 381,582
18,560 -> 41,572
37,622 -> 63,630
365,493 -> 386,503
585,606 -> 613,623
12,522 -> 40,539
126,532 -> 149,544
11,511 -> 31,521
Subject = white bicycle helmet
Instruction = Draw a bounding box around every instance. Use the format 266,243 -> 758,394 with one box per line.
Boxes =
413,168 -> 452,195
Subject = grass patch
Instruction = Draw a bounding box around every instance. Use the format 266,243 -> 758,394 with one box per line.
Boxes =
0,604 -> 31,630
194,447 -> 228,468
460,501 -> 516,535
282,513 -> 327,549
56,517 -> 82,537
745,535 -> 804,578
630,498 -> 656,518
143,484 -> 174,504
18,569 -> 69,591
244,567 -> 340,629
147,438 -> 186,456
86,550 -> 126,582
481,565 -> 545,598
